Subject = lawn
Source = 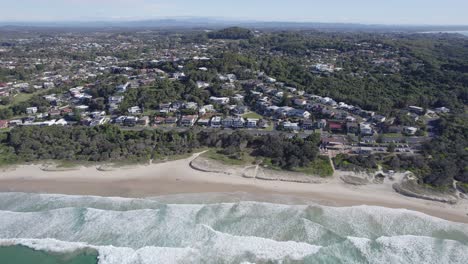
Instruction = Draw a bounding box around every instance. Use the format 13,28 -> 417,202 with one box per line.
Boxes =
261,156 -> 334,178
0,93 -> 35,109
243,112 -> 263,119
293,156 -> 334,177
202,148 -> 257,166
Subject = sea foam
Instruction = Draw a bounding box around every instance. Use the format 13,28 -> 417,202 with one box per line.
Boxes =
0,192 -> 467,263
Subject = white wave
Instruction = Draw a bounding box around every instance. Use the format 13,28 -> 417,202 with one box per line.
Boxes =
1,192 -> 468,263
0,238 -> 199,264
201,224 -> 321,261
347,235 -> 468,264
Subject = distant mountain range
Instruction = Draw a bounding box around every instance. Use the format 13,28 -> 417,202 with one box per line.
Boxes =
1,18 -> 468,32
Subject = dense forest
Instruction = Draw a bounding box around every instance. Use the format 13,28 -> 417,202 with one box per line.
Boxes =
0,126 -> 322,171
207,27 -> 254,40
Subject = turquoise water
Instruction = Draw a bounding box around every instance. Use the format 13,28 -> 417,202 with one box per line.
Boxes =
0,246 -> 98,264
0,192 -> 467,263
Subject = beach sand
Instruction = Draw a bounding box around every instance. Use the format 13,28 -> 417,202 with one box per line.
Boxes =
1,153 -> 467,223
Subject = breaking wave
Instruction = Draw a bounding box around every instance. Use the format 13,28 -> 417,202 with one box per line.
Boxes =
0,192 -> 467,263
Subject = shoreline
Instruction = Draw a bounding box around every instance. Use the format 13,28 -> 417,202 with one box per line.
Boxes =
1,153 -> 467,224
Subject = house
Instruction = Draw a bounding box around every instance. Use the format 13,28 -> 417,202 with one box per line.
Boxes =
294,98 -> 307,106
289,109 -> 311,119
48,109 -> 61,117
55,119 -> 68,126
232,117 -> 246,128
258,119 -> 269,129
90,117 -> 106,127
403,126 -> 418,135
408,106 -> 424,115
75,105 -> 89,111
358,110 -> 375,118
353,147 -> 373,155
138,116 -> 150,126
43,82 -> 55,89
222,83 -> 236,90
301,119 -> 315,130
246,118 -> 259,128
196,81 -> 210,89
123,116 -> 138,126
233,94 -> 244,102
199,105 -> 214,115
283,121 -> 300,131
435,107 -> 450,114
0,120 -> 8,129
387,126 -> 403,134
285,87 -> 297,93
210,96 -> 230,105
154,116 -> 166,125
211,116 -> 222,128
159,103 -> 172,109
165,116 -> 178,124
128,106 -> 142,115
26,107 -> 38,115
116,82 -> 130,93
346,122 -> 359,134
372,115 -> 387,123
61,107 -> 73,115
43,94 -> 57,103
9,119 -> 22,126
232,106 -> 248,115
329,121 -> 345,132
180,115 -> 198,127
184,102 -> 198,110
360,123 -> 373,136
320,97 -> 337,106
226,74 -> 237,82
109,96 -> 124,104
197,118 -> 210,126
114,116 -> 127,125
321,137 -> 347,150
171,101 -> 184,110
222,117 -> 245,128
316,119 -> 327,129
222,117 -> 234,128
172,72 -> 186,80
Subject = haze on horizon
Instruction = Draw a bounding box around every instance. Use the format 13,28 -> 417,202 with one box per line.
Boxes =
1,0 -> 467,26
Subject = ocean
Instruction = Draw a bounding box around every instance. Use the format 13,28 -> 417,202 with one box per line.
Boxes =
0,192 -> 467,264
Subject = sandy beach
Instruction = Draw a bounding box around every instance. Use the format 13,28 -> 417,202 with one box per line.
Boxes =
1,153 -> 467,224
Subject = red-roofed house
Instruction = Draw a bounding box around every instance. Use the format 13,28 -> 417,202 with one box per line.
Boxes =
0,120 -> 8,129
328,121 -> 345,132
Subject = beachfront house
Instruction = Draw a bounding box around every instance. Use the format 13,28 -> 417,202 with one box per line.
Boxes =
211,116 -> 222,128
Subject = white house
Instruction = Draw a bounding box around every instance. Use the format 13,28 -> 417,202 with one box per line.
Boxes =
246,118 -> 259,128
26,107 -> 38,115
128,106 -> 142,115
403,126 -> 418,135
210,96 -> 230,105
360,123 -> 373,135
210,116 -> 222,128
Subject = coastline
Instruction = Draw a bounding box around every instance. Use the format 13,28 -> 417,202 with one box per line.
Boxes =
1,153 -> 467,224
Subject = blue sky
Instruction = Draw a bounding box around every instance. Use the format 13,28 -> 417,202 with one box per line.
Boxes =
1,0 -> 467,25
